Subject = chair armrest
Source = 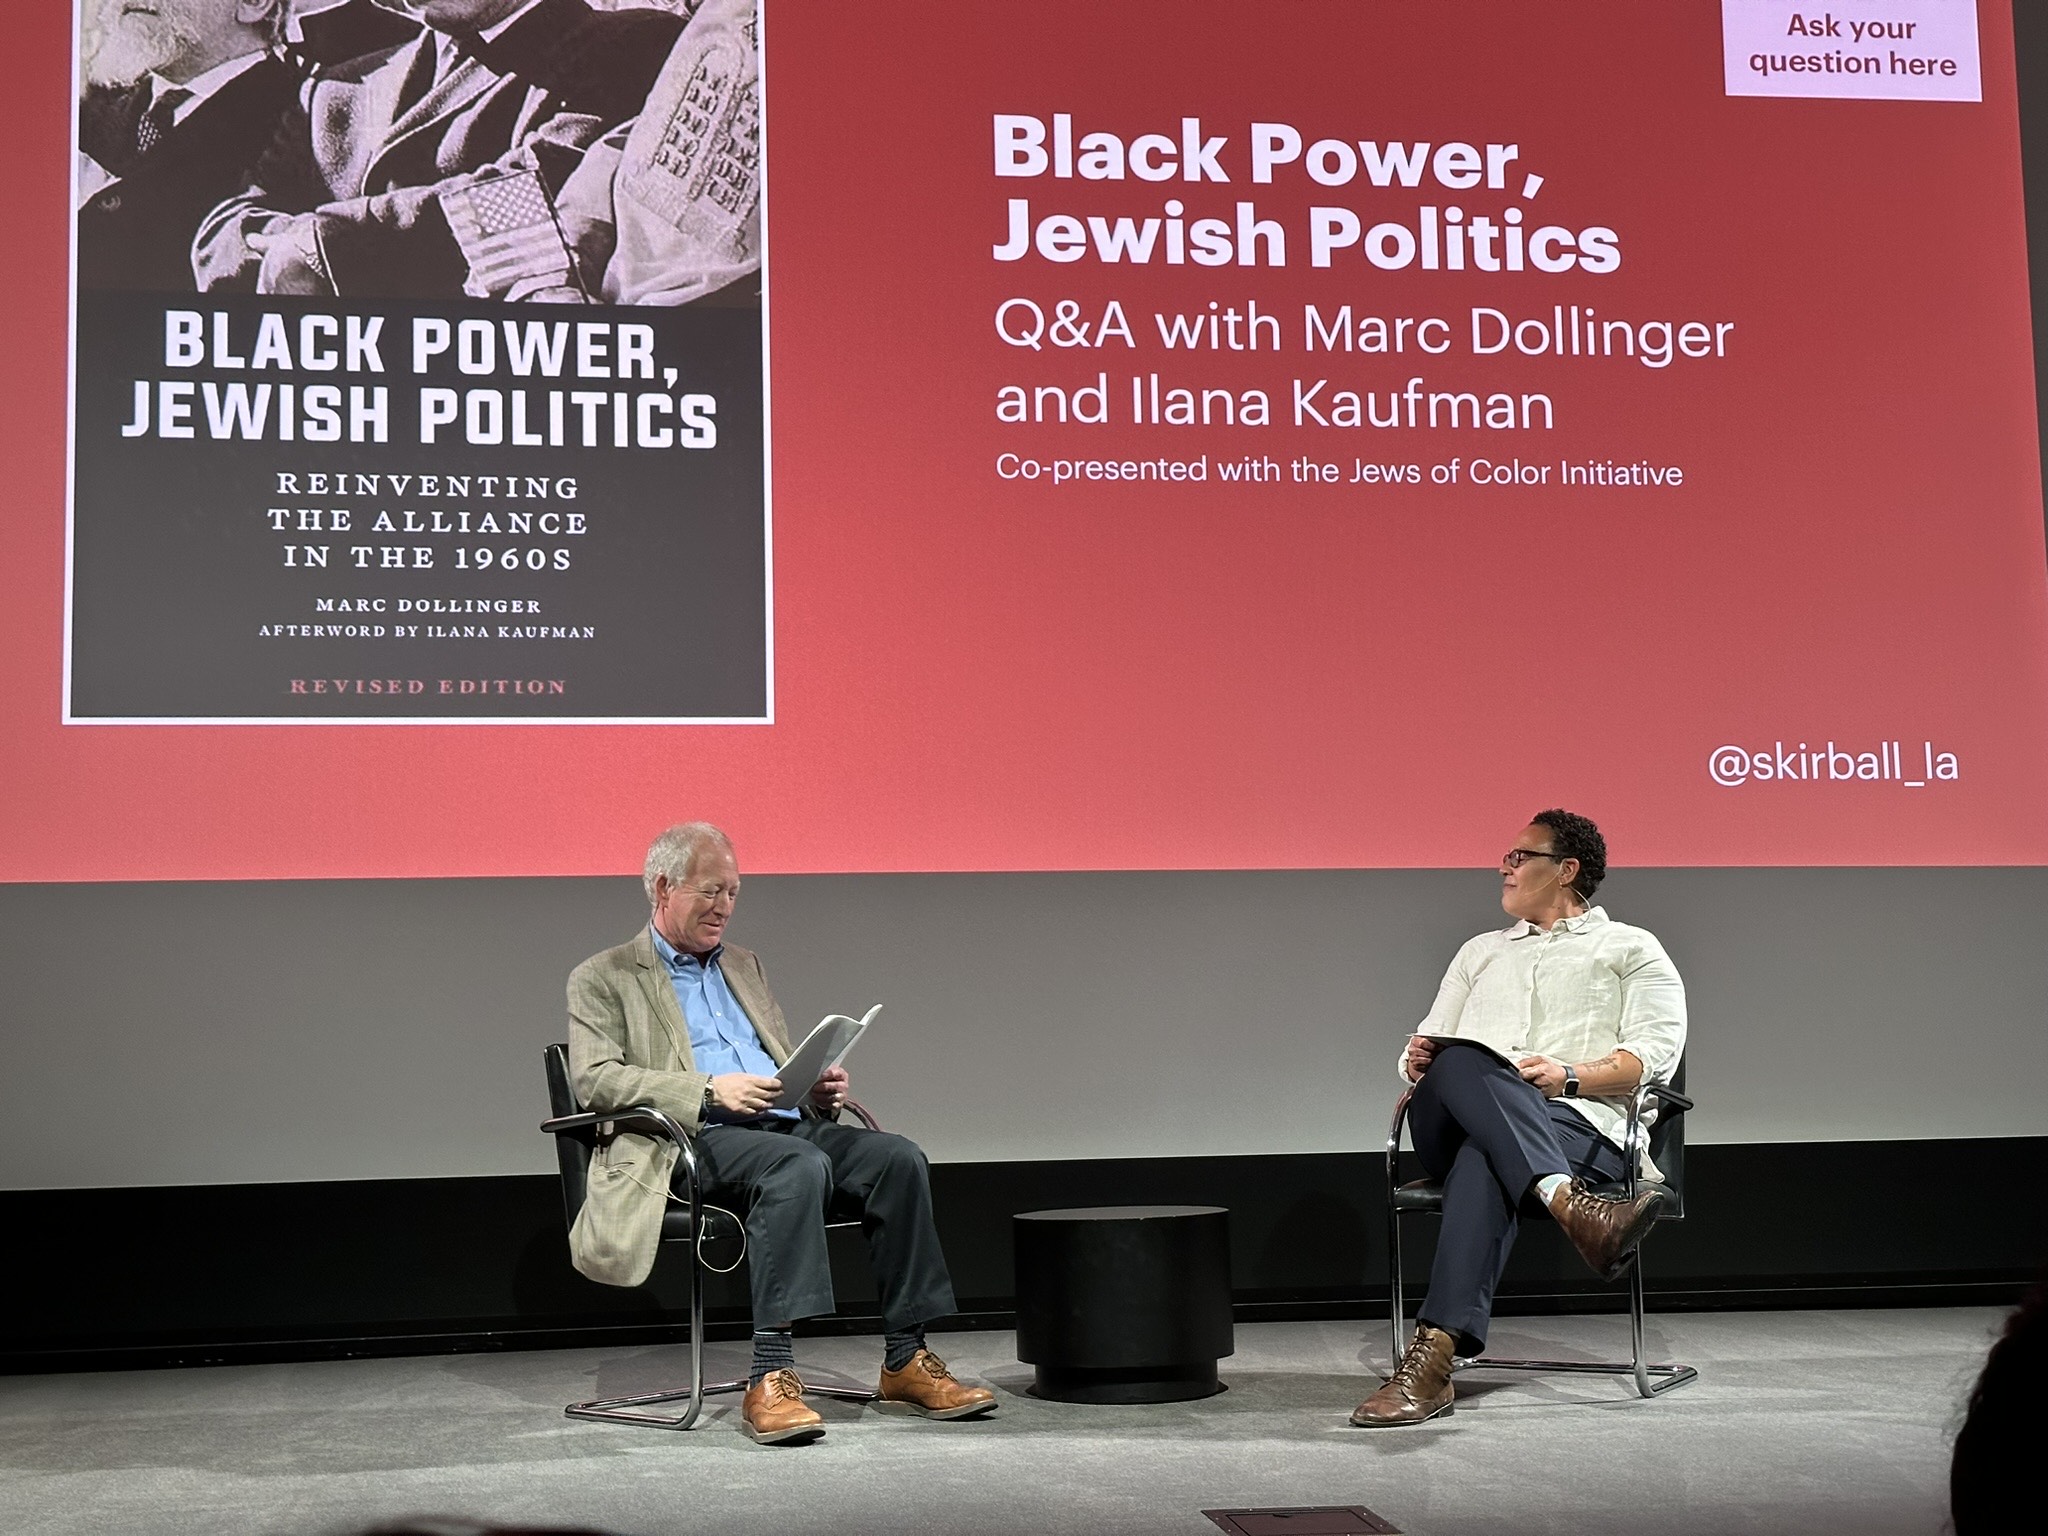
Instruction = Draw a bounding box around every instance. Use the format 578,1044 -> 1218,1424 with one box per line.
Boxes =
1623,1080 -> 1693,1123
796,1097 -> 884,1130
1386,1086 -> 1415,1189
1645,1082 -> 1694,1114
1387,1087 -> 1414,1154
541,1105 -> 692,1144
843,1098 -> 883,1132
1619,1079 -> 1693,1199
542,1103 -> 706,1210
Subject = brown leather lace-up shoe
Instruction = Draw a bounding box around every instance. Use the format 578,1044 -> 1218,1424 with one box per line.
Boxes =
877,1349 -> 998,1419
1547,1178 -> 1669,1280
741,1369 -> 825,1444
1351,1324 -> 1457,1427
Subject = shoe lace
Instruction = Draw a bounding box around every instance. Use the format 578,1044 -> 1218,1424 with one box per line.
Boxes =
1560,1183 -> 1608,1220
1388,1333 -> 1439,1390
763,1368 -> 805,1401
917,1352 -> 954,1381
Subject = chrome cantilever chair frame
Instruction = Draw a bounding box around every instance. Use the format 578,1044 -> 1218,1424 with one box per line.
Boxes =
1385,1072 -> 1698,1399
542,1043 -> 884,1429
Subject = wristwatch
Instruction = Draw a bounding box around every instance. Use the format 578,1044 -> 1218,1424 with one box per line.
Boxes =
1561,1066 -> 1581,1098
701,1080 -> 717,1118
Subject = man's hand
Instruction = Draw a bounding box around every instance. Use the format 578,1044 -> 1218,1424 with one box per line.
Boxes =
244,214 -> 331,295
709,1072 -> 782,1114
1517,1054 -> 1569,1098
1404,1035 -> 1443,1081
809,1065 -> 849,1111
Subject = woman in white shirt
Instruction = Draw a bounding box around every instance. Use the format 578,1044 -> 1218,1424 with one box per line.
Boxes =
1352,808 -> 1687,1428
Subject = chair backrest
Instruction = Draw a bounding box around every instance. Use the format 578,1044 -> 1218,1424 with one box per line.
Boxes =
1646,1054 -> 1688,1220
543,1043 -> 592,1232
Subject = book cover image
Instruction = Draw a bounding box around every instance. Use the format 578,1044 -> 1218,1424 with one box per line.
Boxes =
66,0 -> 770,723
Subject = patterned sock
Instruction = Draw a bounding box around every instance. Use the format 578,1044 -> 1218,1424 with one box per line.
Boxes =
883,1326 -> 926,1373
1535,1173 -> 1571,1209
750,1328 -> 795,1384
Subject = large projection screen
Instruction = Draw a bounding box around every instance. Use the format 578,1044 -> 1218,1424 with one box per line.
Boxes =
2,0 -> 2043,883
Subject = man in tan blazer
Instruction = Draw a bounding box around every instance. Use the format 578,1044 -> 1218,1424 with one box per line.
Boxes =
567,821 -> 995,1444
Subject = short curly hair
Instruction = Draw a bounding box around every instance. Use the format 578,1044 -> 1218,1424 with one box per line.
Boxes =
1530,808 -> 1606,900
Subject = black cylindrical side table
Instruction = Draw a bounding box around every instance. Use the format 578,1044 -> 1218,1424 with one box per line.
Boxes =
1013,1204 -> 1233,1403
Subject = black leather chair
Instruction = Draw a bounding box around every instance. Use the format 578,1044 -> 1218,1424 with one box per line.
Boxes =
1384,1057 -> 1696,1398
542,1043 -> 883,1429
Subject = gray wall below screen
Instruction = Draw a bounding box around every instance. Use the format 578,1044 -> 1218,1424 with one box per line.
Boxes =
4,865 -> 2045,1190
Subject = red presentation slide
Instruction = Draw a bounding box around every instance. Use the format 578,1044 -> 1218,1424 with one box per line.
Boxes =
3,0 -> 2045,880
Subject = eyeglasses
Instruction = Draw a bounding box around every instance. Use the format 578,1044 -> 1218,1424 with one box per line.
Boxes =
677,883 -> 740,905
1500,848 -> 1566,870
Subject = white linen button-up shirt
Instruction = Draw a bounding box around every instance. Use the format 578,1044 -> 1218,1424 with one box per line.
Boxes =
1403,906 -> 1688,1161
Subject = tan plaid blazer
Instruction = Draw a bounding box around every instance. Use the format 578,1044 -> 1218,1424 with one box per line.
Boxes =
564,928 -> 796,1285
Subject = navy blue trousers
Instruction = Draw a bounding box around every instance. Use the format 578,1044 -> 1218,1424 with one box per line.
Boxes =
1408,1040 -> 1625,1355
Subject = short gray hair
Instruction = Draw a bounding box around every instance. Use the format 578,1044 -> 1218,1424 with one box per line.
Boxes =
642,821 -> 734,904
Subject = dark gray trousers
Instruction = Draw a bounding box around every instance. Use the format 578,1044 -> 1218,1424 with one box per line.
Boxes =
688,1116 -> 958,1332
1408,1040 -> 1625,1355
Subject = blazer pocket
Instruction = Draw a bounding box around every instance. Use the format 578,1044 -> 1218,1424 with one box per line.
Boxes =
568,1132 -> 678,1289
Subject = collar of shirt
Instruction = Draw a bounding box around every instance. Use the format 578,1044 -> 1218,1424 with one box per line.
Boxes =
649,924 -> 722,972
150,48 -> 272,127
1506,903 -> 1610,940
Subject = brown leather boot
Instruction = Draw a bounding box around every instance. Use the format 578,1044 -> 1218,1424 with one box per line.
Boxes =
1350,1324 -> 1457,1427
877,1349 -> 998,1419
1547,1178 -> 1669,1280
740,1369 -> 825,1444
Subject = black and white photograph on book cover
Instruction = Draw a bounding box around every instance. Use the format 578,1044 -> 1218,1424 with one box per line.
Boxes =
67,0 -> 768,723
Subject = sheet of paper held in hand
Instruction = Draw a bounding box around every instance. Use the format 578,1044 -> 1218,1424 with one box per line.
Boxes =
1416,1030 -> 1526,1066
771,1004 -> 882,1110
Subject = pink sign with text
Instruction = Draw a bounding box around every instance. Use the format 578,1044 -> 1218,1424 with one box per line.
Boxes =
1723,0 -> 1981,100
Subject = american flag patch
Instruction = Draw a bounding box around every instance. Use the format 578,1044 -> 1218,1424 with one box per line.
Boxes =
442,169 -> 574,300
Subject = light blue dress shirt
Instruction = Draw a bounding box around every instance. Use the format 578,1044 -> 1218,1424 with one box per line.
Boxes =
650,925 -> 797,1122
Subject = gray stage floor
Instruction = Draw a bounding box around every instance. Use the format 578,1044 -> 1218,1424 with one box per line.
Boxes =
0,1308 -> 1996,1536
